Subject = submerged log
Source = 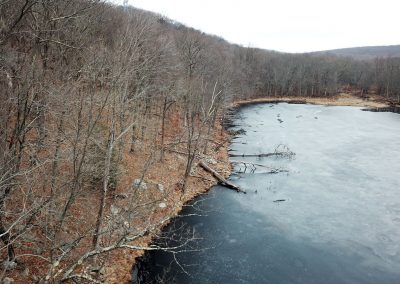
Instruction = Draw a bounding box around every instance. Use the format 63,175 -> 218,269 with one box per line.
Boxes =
198,160 -> 246,193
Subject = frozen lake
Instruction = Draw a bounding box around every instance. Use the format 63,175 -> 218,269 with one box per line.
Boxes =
138,103 -> 400,284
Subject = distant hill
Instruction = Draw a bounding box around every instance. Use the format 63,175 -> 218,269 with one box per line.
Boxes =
312,45 -> 400,60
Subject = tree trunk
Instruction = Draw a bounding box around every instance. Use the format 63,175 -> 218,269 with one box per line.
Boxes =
0,212 -> 15,261
160,97 -> 167,162
198,160 -> 245,193
92,130 -> 115,250
130,124 -> 136,153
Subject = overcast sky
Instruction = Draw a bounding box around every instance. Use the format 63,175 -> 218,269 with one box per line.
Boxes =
123,0 -> 399,53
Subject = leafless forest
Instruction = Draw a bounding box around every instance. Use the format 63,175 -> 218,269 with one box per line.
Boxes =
0,0 -> 399,283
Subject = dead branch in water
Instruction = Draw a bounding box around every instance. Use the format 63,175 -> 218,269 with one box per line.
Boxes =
231,160 -> 289,174
230,144 -> 295,159
231,160 -> 272,168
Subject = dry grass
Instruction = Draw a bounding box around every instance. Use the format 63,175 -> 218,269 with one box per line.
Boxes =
234,93 -> 390,108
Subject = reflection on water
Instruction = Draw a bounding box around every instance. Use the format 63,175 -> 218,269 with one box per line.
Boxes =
138,103 -> 400,284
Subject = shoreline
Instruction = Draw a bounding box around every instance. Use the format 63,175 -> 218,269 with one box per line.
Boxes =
105,116 -> 233,283
233,93 -> 391,109
113,93 -> 392,283
130,94 -> 400,284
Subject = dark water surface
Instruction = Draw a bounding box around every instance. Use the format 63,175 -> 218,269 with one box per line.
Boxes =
138,103 -> 400,284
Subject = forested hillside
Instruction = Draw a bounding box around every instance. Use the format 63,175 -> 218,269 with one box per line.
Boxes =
313,45 -> 400,60
0,0 -> 400,283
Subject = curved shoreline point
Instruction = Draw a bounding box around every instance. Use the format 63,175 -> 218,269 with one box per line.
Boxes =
232,93 -> 391,109
126,93 -> 393,283
138,99 -> 400,284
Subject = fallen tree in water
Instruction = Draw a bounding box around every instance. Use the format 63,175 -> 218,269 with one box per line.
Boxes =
199,160 -> 246,193
229,145 -> 295,159
230,153 -> 287,157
